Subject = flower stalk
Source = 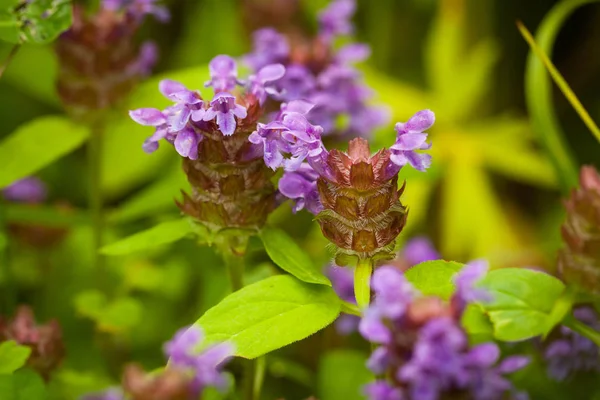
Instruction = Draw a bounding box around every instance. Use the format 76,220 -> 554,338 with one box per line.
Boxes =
354,257 -> 373,308
88,121 -> 105,286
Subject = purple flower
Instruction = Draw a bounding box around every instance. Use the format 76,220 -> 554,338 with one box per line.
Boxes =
371,266 -> 415,318
205,55 -> 241,93
402,236 -> 441,266
452,259 -> 492,314
80,388 -> 124,400
335,43 -> 371,64
201,92 -> 247,136
159,79 -> 204,133
129,107 -> 169,153
249,121 -> 289,169
275,64 -> 317,102
390,110 -> 434,172
247,64 -> 286,105
103,0 -> 170,22
327,265 -> 360,335
130,41 -> 158,76
363,381 -> 403,400
244,28 -> 290,71
164,325 -> 234,394
278,164 -> 322,214
3,177 -> 47,203
318,0 -> 356,42
545,307 -> 600,381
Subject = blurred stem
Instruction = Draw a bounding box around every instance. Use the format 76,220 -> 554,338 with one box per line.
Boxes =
354,258 -> 373,308
89,121 -> 105,289
252,355 -> 266,400
518,21 -> 600,145
564,313 -> 600,347
0,44 -> 20,80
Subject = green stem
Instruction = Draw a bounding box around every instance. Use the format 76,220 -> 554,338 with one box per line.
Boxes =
0,44 -> 20,80
564,313 -> 600,347
222,248 -> 244,292
0,199 -> 15,311
89,121 -> 105,289
252,355 -> 266,400
354,258 -> 373,309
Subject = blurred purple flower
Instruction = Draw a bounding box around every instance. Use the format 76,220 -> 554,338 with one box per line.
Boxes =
205,55 -> 241,93
390,110 -> 434,172
402,236 -> 440,266
3,177 -> 47,203
243,28 -> 290,71
545,307 -> 600,381
275,64 -> 317,102
318,0 -> 356,41
279,164 -> 322,214
130,41 -> 158,76
201,92 -> 247,136
327,265 -> 360,335
164,325 -> 234,394
103,0 -> 170,22
452,259 -> 492,314
363,381 -> 403,400
370,266 -> 415,318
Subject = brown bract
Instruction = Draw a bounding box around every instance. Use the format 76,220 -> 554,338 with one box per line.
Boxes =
0,306 -> 64,380
316,138 -> 407,265
558,165 -> 600,294
55,5 -> 145,119
122,363 -> 194,400
176,95 -> 277,235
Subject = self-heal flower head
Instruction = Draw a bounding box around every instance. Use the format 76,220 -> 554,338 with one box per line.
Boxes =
390,110 -> 434,172
3,177 -> 47,204
318,0 -> 356,42
202,92 -> 248,136
205,55 -> 241,93
247,64 -> 286,105
243,28 -> 290,71
278,164 -> 323,214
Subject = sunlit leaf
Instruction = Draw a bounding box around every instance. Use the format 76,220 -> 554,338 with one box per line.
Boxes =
478,268 -> 565,341
405,260 -> 464,300
259,226 -> 331,286
0,0 -> 72,44
100,218 -> 194,256
0,341 -> 31,375
0,368 -> 47,399
197,275 -> 341,359
0,116 -> 89,189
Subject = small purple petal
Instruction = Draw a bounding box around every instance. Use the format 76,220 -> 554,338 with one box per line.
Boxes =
129,108 -> 166,126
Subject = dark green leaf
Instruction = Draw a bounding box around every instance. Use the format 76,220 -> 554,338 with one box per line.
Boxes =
318,350 -> 373,400
0,0 -> 72,44
0,116 -> 89,189
197,275 -> 341,359
0,369 -> 47,399
100,218 -> 194,255
404,260 -> 464,299
0,341 -> 31,374
259,226 -> 331,286
478,268 -> 565,341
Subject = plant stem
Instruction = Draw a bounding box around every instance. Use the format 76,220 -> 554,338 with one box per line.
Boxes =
253,355 -> 266,400
564,313 -> 600,347
0,199 -> 15,311
354,258 -> 373,309
89,121 -> 105,289
0,44 -> 20,80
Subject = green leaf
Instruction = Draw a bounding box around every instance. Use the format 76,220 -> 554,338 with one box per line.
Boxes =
0,341 -> 31,374
0,116 -> 90,189
74,290 -> 142,333
478,268 -> 565,341
100,218 -> 194,256
543,285 -> 576,337
196,275 -> 341,359
0,0 -> 72,44
523,0 -> 594,192
0,369 -> 47,400
318,350 -> 373,400
405,260 -> 464,300
259,227 -> 331,286
461,304 -> 494,341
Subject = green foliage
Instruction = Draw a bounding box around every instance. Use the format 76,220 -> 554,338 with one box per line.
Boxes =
477,268 -> 565,341
318,350 -> 373,400
0,116 -> 89,189
0,341 -> 31,374
259,226 -> 331,286
523,0 -> 597,192
196,275 -> 341,359
0,368 -> 47,399
0,0 -> 72,44
100,218 -> 194,255
74,290 -> 142,333
405,260 -> 464,299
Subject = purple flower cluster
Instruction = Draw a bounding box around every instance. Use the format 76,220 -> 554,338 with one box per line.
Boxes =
401,236 -> 441,267
130,55 -> 285,158
545,307 -> 600,381
242,0 -> 389,139
81,326 -> 233,400
359,265 -> 529,400
103,0 -> 170,22
2,177 -> 47,204
270,109 -> 433,215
